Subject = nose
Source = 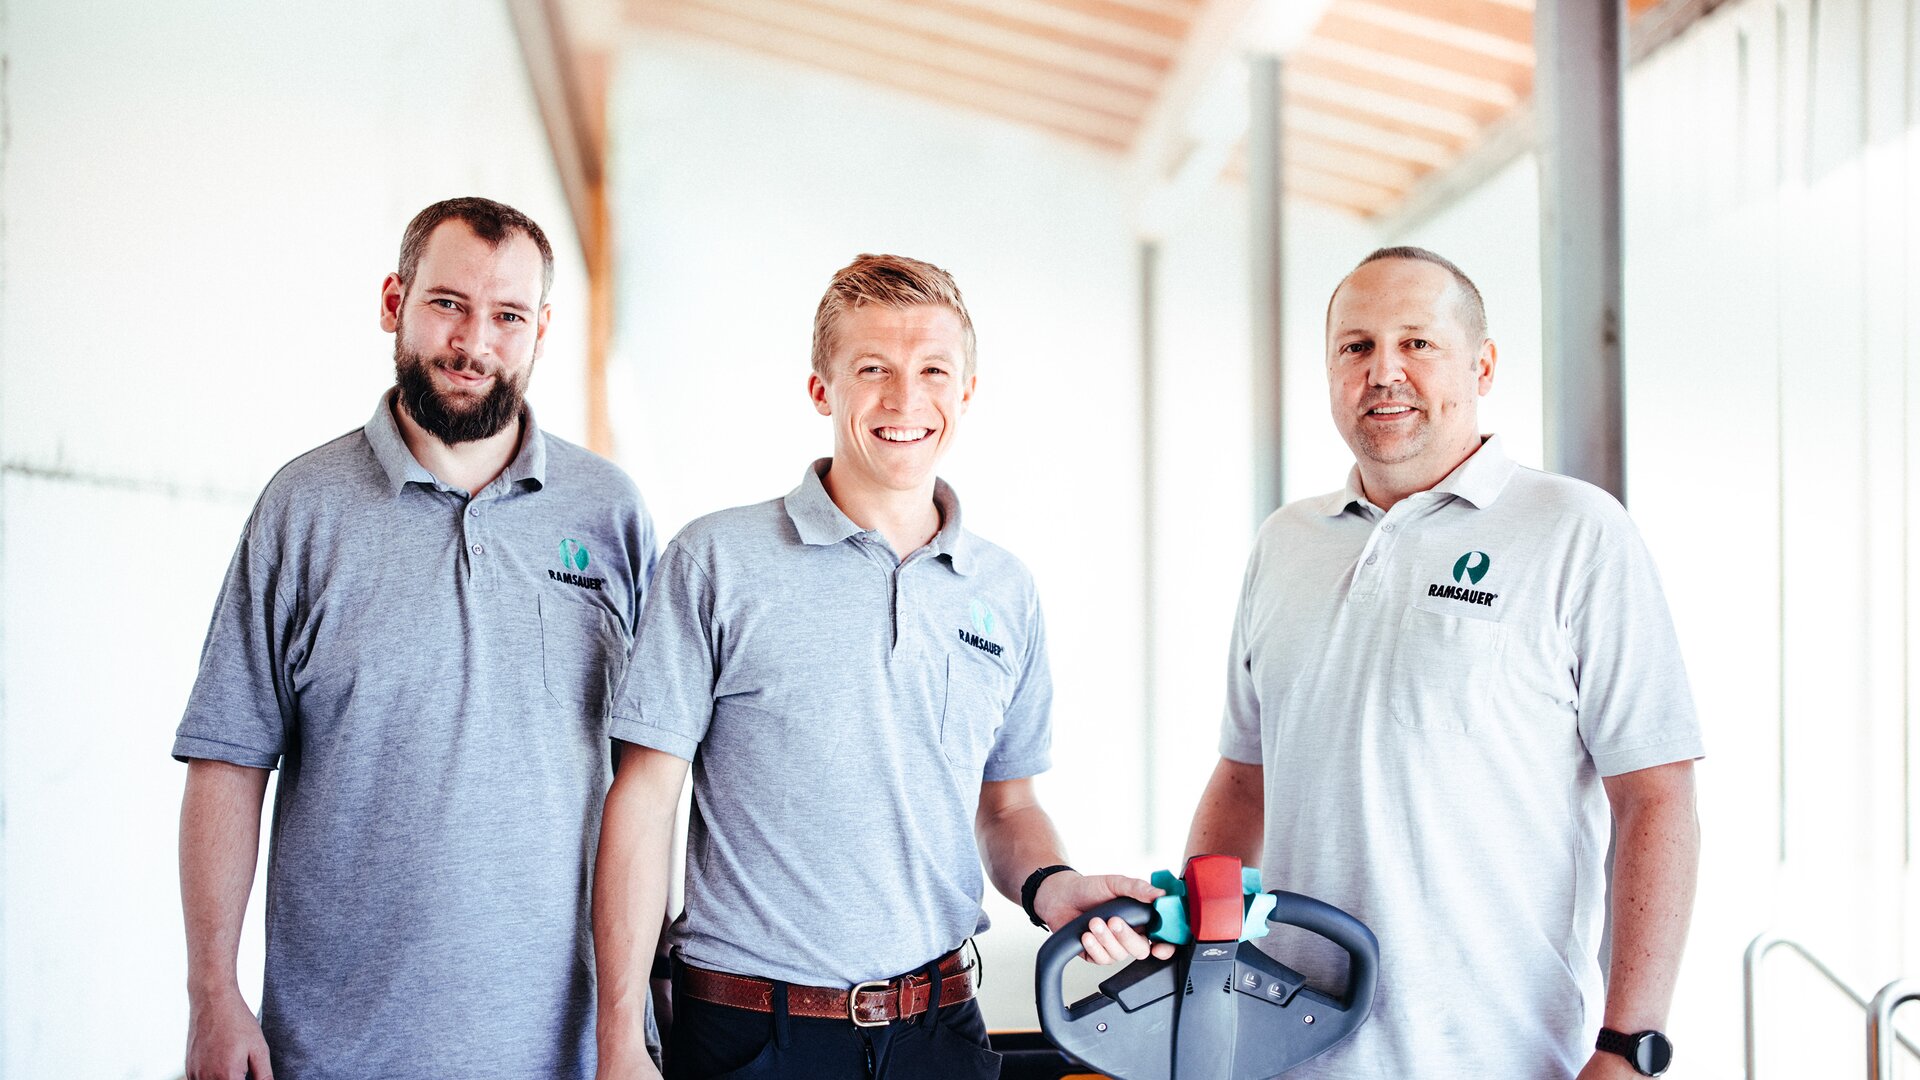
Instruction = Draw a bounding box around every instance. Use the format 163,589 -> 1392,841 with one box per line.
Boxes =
881,369 -> 919,412
448,310 -> 494,362
1366,349 -> 1406,387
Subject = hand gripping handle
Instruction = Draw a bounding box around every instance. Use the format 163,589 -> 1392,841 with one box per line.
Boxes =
1263,890 -> 1379,1014
1033,897 -> 1156,1033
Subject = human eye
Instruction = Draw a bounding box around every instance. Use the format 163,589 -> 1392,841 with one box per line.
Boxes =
497,311 -> 524,323
1407,338 -> 1433,350
1339,340 -> 1370,356
430,298 -> 459,311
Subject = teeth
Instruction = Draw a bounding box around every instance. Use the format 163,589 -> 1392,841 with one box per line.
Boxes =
878,428 -> 930,442
1371,406 -> 1412,415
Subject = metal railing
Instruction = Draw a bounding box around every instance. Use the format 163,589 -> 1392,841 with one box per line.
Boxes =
1871,980 -> 1920,1079
1745,931 -> 1920,1079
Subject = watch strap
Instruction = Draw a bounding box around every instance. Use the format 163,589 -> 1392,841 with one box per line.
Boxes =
1021,864 -> 1075,928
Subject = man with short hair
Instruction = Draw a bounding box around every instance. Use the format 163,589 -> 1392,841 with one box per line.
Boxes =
592,254 -> 1165,1080
176,197 -> 656,1080
1187,247 -> 1703,1079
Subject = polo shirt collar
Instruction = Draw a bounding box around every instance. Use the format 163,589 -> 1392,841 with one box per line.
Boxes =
1431,433 -> 1515,509
364,389 -> 547,495
785,459 -> 973,574
1318,433 -> 1515,516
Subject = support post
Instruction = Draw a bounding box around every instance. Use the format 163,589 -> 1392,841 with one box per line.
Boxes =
1534,0 -> 1627,502
1248,53 -> 1286,521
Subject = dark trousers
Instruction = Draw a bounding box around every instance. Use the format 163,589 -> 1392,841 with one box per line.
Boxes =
666,959 -> 1002,1080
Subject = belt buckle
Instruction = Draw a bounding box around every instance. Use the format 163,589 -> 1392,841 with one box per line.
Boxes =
847,979 -> 891,1028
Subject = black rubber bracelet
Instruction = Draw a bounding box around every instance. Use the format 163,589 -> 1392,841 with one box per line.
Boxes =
1022,864 -> 1076,928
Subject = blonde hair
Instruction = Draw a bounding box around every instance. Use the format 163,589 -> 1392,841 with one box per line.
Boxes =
811,254 -> 976,379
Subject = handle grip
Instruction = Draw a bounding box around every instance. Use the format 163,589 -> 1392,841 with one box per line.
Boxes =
1264,890 -> 1379,1013
1033,897 -> 1156,1033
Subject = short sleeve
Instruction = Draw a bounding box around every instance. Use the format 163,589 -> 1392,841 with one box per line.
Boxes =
983,588 -> 1052,781
608,537 -> 714,761
172,506 -> 296,767
1570,519 -> 1705,776
1218,544 -> 1264,765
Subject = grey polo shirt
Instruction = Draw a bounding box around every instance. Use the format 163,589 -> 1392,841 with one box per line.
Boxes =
174,393 -> 656,1080
1218,435 -> 1703,1080
610,459 -> 1052,987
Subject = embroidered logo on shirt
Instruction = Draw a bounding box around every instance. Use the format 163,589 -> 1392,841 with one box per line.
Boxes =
1428,550 -> 1498,607
960,599 -> 1003,655
969,598 -> 996,637
1452,550 -> 1491,585
549,537 -> 607,591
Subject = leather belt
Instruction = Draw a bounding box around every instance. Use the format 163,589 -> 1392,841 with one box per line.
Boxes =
676,945 -> 977,1028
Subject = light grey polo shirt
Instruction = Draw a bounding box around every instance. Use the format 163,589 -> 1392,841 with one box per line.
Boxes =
1218,435 -> 1703,1080
174,392 -> 656,1080
610,459 -> 1052,987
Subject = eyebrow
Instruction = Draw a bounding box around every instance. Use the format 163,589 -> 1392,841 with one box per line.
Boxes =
421,286 -> 533,314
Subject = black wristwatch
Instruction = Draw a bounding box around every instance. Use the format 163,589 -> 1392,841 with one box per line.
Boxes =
1596,1028 -> 1672,1076
1021,864 -> 1075,928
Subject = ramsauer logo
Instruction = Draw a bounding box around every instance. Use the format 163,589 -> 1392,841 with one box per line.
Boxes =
1453,550 -> 1490,585
1428,550 -> 1498,608
549,537 -> 608,592
959,598 -> 1003,656
969,598 -> 996,637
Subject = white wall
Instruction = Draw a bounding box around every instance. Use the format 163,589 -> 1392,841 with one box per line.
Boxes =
0,2 -> 588,1075
1402,0 -> 1920,1074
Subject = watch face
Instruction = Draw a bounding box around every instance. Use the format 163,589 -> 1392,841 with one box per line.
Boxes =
1633,1031 -> 1673,1076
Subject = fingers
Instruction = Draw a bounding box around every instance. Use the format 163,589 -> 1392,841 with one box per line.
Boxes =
1080,915 -> 1155,965
249,1043 -> 275,1080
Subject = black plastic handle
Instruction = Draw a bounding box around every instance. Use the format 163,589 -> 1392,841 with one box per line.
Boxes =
1263,890 -> 1378,1014
1033,896 -> 1156,1034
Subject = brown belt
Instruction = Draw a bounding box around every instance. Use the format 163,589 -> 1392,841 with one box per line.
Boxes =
676,945 -> 977,1028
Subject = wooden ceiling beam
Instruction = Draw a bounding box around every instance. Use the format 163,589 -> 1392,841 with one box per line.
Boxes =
907,0 -> 1185,64
632,9 -> 1137,148
647,0 -> 1155,118
1282,164 -> 1401,215
1292,36 -> 1521,107
1286,50 -> 1509,122
1312,12 -> 1531,91
1331,0 -> 1534,64
1283,133 -> 1427,190
1283,103 -> 1457,167
1342,0 -> 1531,46
1283,69 -> 1483,143
1037,0 -> 1200,30
783,0 -> 1169,92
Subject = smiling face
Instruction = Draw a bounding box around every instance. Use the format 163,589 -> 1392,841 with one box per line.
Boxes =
809,302 -> 975,501
380,220 -> 550,445
1326,257 -> 1495,501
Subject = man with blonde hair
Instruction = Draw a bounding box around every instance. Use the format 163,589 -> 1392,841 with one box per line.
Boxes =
593,254 -> 1163,1079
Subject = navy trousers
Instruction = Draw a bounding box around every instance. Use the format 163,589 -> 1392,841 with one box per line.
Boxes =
666,959 -> 1002,1080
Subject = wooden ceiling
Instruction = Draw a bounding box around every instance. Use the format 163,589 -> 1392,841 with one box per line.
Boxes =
619,0 -> 1671,218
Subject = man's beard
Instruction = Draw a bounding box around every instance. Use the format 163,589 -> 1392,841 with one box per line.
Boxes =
393,339 -> 530,445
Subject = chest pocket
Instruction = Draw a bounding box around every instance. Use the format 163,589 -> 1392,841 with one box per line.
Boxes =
538,594 -> 628,721
941,654 -> 1009,773
1386,605 -> 1506,736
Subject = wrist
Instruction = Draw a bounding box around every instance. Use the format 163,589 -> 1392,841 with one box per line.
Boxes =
1021,864 -> 1076,928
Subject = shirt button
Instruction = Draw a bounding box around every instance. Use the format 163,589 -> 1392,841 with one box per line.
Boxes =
1366,554 -> 1377,565
468,506 -> 479,517
1382,523 -> 1395,532
471,543 -> 484,555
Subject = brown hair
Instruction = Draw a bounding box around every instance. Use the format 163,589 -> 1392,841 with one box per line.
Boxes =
397,197 -> 555,304
811,254 -> 976,379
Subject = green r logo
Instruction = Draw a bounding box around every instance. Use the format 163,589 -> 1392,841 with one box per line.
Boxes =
1453,550 -> 1491,585
559,538 -> 590,572
969,598 -> 996,637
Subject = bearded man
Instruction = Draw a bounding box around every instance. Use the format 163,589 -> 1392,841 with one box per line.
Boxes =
173,197 -> 656,1080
